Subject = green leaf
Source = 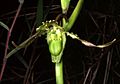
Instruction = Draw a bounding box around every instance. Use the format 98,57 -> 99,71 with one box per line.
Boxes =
0,21 -> 9,31
6,31 -> 43,58
35,0 -> 43,27
61,0 -> 71,14
64,0 -> 84,31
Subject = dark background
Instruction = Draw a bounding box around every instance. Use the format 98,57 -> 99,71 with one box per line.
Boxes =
0,0 -> 120,84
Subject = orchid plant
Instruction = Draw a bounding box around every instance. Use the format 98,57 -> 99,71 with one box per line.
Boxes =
0,0 -> 116,84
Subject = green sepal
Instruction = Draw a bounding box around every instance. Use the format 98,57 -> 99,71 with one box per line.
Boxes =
46,23 -> 66,63
51,33 -> 66,63
49,40 -> 63,56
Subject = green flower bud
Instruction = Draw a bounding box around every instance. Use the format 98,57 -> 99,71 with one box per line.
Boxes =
49,39 -> 63,56
45,20 -> 66,63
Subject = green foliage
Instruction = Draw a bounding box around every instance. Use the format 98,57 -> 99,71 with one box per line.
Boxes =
35,0 -> 43,27
61,0 -> 70,14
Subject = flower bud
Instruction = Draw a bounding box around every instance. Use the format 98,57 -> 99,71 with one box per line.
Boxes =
49,39 -> 62,56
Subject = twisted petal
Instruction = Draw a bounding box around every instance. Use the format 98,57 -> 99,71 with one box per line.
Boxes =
66,32 -> 116,48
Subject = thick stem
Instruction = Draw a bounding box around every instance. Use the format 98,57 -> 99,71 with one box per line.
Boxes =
55,61 -> 64,84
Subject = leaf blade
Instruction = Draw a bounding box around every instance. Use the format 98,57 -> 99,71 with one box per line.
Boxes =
0,21 -> 9,31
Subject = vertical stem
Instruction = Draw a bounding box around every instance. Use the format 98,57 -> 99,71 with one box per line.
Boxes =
55,61 -> 64,84
64,0 -> 84,31
0,2 -> 23,80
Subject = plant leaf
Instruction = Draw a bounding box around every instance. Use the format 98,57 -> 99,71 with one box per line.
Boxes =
64,0 -> 84,31
61,0 -> 71,14
6,31 -> 43,58
0,21 -> 9,31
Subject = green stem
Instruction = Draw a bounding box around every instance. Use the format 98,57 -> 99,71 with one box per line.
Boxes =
64,0 -> 84,31
54,1 -> 84,84
55,61 -> 64,84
